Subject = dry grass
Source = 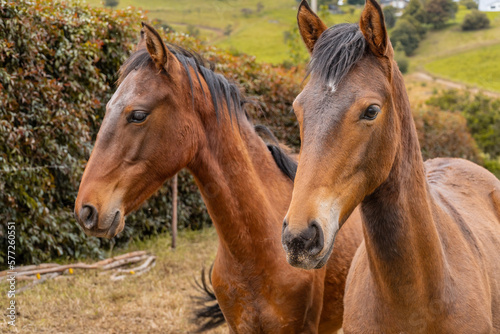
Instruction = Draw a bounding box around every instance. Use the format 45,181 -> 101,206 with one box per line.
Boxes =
0,228 -> 227,333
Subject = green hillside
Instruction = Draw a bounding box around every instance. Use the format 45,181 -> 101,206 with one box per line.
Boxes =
85,0 -> 360,64
86,0 -> 500,91
411,6 -> 500,92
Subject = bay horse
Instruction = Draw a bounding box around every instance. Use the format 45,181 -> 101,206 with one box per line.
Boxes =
282,0 -> 500,332
74,23 -> 363,333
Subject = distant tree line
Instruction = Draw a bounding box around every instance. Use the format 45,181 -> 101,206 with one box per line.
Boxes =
389,0 -> 490,57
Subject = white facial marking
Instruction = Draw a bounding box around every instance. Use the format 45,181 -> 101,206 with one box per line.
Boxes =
318,199 -> 341,255
327,81 -> 337,93
101,71 -> 140,131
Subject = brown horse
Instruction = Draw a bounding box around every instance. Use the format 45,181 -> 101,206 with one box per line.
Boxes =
74,23 -> 362,333
283,0 -> 500,332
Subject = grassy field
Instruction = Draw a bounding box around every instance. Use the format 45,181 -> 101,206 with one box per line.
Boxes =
424,43 -> 500,92
410,6 -> 500,92
0,229 -> 226,333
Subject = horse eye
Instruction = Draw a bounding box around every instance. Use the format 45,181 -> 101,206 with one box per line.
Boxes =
129,111 -> 148,123
361,105 -> 380,120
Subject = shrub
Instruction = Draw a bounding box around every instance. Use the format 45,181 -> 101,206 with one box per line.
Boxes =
422,0 -> 458,29
104,0 -> 119,8
0,0 -> 146,265
462,10 -> 490,31
426,89 -> 500,171
460,0 -> 479,9
413,108 -> 480,162
383,5 -> 398,29
390,18 -> 423,56
404,0 -> 426,21
395,51 -> 410,73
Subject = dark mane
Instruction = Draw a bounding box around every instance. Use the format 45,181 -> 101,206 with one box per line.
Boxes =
118,44 -> 243,122
307,23 -> 366,88
255,125 -> 297,182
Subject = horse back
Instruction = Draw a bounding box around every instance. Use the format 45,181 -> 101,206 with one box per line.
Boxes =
425,157 -> 500,330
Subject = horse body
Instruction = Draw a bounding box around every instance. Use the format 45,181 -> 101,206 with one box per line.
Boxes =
74,22 -> 363,333
283,1 -> 500,332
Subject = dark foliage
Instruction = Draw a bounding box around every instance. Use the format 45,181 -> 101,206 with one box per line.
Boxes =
390,18 -> 423,56
423,0 -> 458,29
462,10 -> 490,31
0,0 -> 212,266
460,0 -> 479,9
426,89 -> 500,159
383,5 -> 398,29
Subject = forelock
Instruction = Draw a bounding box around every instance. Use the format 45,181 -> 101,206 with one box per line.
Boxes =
306,23 -> 366,88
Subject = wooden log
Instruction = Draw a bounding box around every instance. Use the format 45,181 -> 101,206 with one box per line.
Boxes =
0,263 -> 60,277
101,254 -> 149,270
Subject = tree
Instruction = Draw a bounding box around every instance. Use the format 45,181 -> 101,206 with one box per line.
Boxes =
422,0 -> 458,29
347,0 -> 364,5
462,10 -> 490,30
383,5 -> 398,29
104,0 -> 119,8
390,18 -> 422,56
460,0 -> 479,9
403,0 -> 426,22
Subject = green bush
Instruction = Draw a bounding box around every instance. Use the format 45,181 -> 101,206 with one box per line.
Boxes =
383,5 -> 398,29
394,50 -> 410,73
413,108 -> 480,162
0,0 -> 213,266
426,89 -> 500,173
422,0 -> 458,29
460,0 -> 479,9
461,10 -> 490,31
390,18 -> 423,56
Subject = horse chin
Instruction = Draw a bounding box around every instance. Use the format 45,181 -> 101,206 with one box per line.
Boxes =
313,237 -> 337,269
105,214 -> 125,239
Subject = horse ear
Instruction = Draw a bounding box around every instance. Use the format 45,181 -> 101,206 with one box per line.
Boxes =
359,0 -> 388,57
297,0 -> 328,54
141,22 -> 172,70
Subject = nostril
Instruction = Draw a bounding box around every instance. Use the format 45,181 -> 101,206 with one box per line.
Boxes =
306,220 -> 324,256
79,204 -> 98,230
282,219 -> 288,232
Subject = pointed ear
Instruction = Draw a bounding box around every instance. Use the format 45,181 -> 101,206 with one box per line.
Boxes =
141,22 -> 172,70
359,0 -> 388,57
297,0 -> 328,54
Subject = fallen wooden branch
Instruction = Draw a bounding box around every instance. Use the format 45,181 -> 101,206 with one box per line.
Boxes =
0,250 -> 156,287
102,254 -> 150,270
110,255 -> 156,281
0,263 -> 60,277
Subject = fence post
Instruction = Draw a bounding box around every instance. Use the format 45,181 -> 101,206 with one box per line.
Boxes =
311,0 -> 318,12
171,174 -> 178,249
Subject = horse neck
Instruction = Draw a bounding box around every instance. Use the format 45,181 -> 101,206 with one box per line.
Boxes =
360,68 -> 445,304
188,99 -> 293,264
